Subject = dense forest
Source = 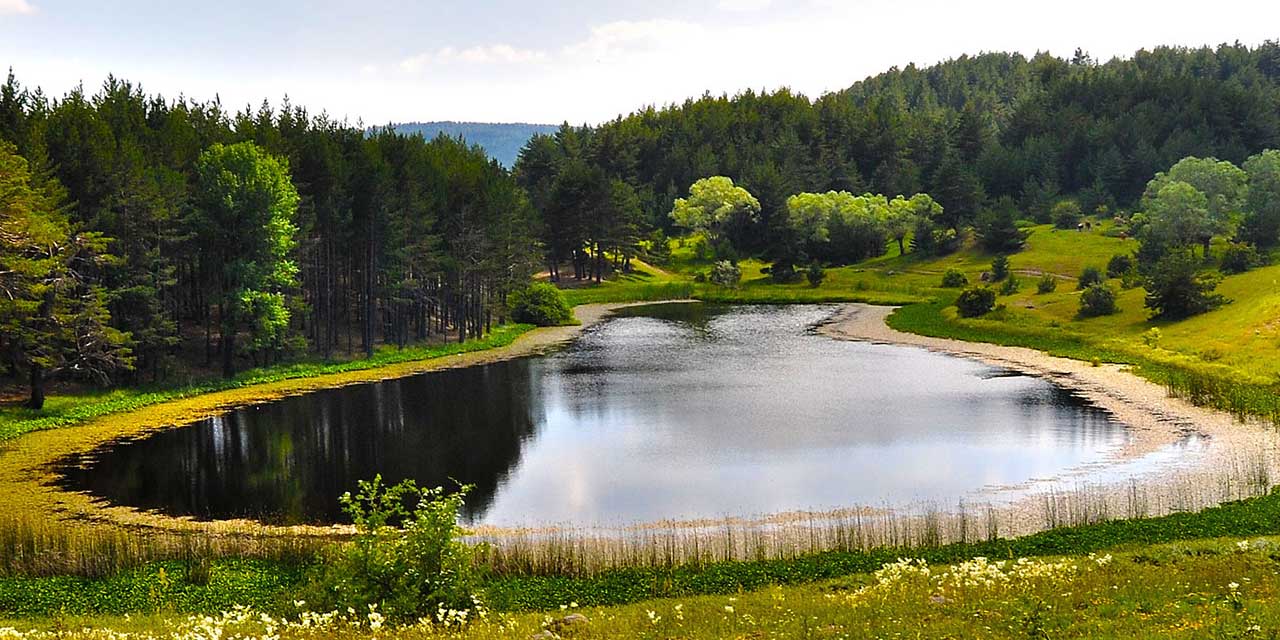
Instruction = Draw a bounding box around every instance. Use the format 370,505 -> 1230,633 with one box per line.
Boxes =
517,42 -> 1280,270
4,42 -> 1280,407
0,73 -> 537,407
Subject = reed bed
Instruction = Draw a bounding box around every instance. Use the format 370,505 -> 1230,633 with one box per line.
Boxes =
476,448 -> 1279,577
0,516 -> 327,578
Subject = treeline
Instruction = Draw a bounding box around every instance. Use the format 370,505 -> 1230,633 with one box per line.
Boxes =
515,42 -> 1280,267
0,73 -> 537,406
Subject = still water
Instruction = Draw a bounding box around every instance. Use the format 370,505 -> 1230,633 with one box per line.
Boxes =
58,304 -> 1128,526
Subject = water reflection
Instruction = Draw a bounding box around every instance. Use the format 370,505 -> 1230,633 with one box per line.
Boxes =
58,303 -> 1128,526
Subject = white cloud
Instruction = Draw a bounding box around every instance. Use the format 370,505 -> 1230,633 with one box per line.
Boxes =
400,44 -> 546,72
717,0 -> 772,11
562,19 -> 705,62
0,0 -> 36,15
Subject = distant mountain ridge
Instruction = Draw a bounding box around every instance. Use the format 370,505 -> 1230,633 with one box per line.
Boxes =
386,121 -> 559,167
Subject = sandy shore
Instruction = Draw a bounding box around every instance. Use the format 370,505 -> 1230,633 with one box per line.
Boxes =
816,303 -> 1280,503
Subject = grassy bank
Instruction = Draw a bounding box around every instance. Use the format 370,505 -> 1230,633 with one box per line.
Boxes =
5,534 -> 1279,638
0,324 -> 534,442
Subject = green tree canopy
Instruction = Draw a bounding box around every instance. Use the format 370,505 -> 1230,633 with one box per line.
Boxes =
1241,150 -> 1280,248
669,176 -> 760,248
0,142 -> 132,407
193,142 -> 300,377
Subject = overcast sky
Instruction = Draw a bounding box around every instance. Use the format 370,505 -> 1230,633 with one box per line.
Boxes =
1,0 -> 1277,125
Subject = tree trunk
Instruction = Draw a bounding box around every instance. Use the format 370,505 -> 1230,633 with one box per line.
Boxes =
27,365 -> 45,410
897,237 -> 907,255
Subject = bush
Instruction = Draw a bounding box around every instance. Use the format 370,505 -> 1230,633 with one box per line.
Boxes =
645,230 -> 672,265
1106,254 -> 1134,279
990,255 -> 1010,281
1220,242 -> 1260,275
806,263 -> 826,288
1036,273 -> 1058,294
941,268 -> 968,288
1077,266 -> 1104,290
508,283 -> 573,326
1145,250 -> 1228,319
1078,283 -> 1119,317
1052,200 -> 1083,229
998,274 -> 1020,296
312,476 -> 483,622
770,262 -> 800,284
709,260 -> 742,288
955,286 -> 997,317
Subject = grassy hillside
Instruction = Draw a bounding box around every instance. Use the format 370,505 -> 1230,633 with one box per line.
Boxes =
386,122 -> 558,167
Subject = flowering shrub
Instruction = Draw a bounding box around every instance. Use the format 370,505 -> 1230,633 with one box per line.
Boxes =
310,476 -> 484,623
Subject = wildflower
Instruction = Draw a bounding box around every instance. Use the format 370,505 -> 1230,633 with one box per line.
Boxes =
724,605 -> 735,614
647,609 -> 662,625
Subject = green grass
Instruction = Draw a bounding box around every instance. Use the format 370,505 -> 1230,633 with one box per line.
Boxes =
0,324 -> 534,442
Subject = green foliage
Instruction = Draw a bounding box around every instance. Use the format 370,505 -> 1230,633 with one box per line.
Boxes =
998,274 -> 1020,296
1077,283 -> 1118,317
1036,273 -> 1058,294
645,230 -> 672,265
0,142 -> 132,409
1241,150 -> 1280,248
955,287 -> 996,317
990,255 -> 1010,281
975,197 -> 1026,253
1105,254 -> 1134,278
1144,251 -> 1228,319
507,283 -> 573,326
805,263 -> 826,288
1051,200 -> 1082,229
1076,266 -> 1104,290
312,476 -> 482,622
941,268 -> 968,288
708,260 -> 742,288
670,177 -> 760,249
784,191 -> 895,264
1219,242 -> 1261,275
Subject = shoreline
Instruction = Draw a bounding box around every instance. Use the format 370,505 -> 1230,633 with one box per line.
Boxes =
1,299 -> 1275,566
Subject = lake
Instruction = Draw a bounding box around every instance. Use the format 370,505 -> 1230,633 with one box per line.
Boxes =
57,303 -> 1130,526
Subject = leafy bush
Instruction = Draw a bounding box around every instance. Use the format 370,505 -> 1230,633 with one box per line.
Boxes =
1077,266 -> 1104,290
508,283 -> 573,326
770,262 -> 800,284
1052,200 -> 1083,230
709,260 -> 742,288
1220,242 -> 1260,275
998,274 -> 1020,296
1077,283 -> 1118,317
1106,254 -> 1134,279
312,476 -> 483,622
806,263 -> 826,288
1036,273 -> 1058,294
1145,251 -> 1228,319
955,287 -> 996,317
990,255 -> 1010,281
941,268 -> 968,288
645,230 -> 672,265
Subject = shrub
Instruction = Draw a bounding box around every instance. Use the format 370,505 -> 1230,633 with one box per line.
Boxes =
998,274 -> 1020,296
1220,242 -> 1260,275
313,476 -> 483,622
975,198 -> 1027,253
1077,266 -> 1104,290
771,262 -> 800,284
508,283 -> 573,326
1078,283 -> 1118,317
941,268 -> 968,288
1145,250 -> 1228,319
1106,254 -> 1134,279
1036,273 -> 1058,294
990,255 -> 1010,281
1052,200 -> 1083,229
955,286 -> 997,317
645,230 -> 672,265
806,263 -> 826,288
709,260 -> 742,288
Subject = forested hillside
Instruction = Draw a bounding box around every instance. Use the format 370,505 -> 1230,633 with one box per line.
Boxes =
516,42 -> 1280,268
388,122 -> 558,167
0,73 -> 537,406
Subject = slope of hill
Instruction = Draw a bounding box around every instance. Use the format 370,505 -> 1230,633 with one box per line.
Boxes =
387,121 -> 558,167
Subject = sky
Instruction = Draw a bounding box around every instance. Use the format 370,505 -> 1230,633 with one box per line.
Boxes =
1,0 -> 1278,126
